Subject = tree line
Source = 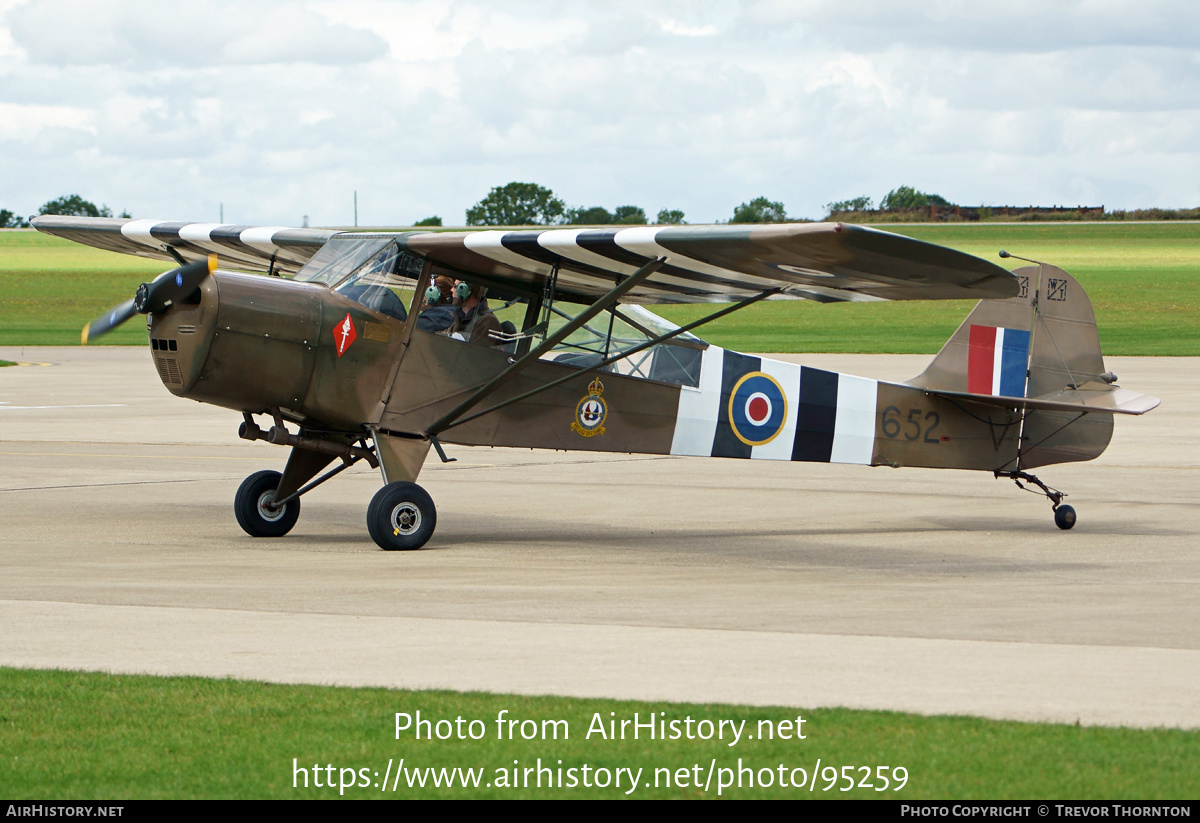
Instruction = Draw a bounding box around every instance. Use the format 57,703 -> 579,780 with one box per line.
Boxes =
822,186 -> 953,216
449,182 -> 789,227
3,187 -> 796,228
1,194 -> 130,228
13,185 -> 1193,229
0,186 -> 912,228
450,182 -> 953,227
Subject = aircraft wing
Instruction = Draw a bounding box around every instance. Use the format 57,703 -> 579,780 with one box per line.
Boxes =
33,217 -> 1018,304
396,223 -> 1018,304
31,215 -> 337,275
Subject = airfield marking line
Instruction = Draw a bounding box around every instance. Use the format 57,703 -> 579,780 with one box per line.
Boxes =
429,455 -> 680,471
0,450 -> 281,462
0,444 -> 668,469
0,404 -> 126,410
0,478 -> 222,493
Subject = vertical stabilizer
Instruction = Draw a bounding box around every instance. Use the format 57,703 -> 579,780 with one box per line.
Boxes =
908,264 -> 1113,468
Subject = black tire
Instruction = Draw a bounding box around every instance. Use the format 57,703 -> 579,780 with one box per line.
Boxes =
367,482 -> 436,550
1054,504 -> 1077,531
234,470 -> 300,537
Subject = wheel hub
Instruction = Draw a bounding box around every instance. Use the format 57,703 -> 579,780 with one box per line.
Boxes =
257,491 -> 286,522
390,503 -> 421,536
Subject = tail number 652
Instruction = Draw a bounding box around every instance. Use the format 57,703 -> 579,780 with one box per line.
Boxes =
881,406 -> 943,443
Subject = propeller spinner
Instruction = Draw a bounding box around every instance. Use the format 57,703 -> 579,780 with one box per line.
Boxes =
82,255 -> 216,344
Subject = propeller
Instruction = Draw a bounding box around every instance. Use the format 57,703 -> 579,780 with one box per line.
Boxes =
82,255 -> 216,344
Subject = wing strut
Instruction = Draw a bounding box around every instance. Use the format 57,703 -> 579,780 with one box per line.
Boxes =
436,287 -> 780,434
424,257 -> 667,439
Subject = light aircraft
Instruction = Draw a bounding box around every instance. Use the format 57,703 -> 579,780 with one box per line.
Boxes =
33,216 -> 1159,550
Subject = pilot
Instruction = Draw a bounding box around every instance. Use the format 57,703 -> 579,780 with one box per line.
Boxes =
447,281 -> 501,345
415,275 -> 460,333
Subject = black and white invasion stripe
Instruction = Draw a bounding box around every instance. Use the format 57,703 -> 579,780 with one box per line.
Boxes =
31,216 -> 335,275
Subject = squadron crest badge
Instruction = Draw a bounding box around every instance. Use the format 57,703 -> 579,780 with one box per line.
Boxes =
571,377 -> 608,437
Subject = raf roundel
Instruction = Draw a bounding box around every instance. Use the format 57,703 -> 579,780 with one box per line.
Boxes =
728,371 -> 788,447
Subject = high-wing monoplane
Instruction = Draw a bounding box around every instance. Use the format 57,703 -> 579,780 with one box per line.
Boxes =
33,216 -> 1159,549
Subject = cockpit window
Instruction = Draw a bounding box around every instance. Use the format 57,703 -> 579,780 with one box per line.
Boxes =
538,302 -> 707,388
331,242 -> 421,322
293,235 -> 395,285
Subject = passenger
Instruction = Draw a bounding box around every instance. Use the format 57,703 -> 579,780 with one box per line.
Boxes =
447,282 -> 501,345
415,275 -> 460,333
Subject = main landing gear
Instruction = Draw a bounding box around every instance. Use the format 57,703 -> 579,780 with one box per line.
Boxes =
233,414 -> 440,550
233,471 -> 439,550
996,469 -> 1076,530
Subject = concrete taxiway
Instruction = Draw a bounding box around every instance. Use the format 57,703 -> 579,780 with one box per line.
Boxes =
1,346 -> 1197,728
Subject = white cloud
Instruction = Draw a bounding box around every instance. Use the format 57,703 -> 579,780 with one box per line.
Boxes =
0,101 -> 94,139
0,0 -> 1197,225
6,0 -> 387,67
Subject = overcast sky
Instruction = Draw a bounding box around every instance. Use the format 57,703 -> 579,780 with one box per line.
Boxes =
2,0 -> 1198,226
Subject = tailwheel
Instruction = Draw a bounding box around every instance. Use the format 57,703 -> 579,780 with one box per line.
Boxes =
995,469 -> 1075,531
235,469 -> 300,537
1054,504 -> 1077,531
367,481 -> 436,551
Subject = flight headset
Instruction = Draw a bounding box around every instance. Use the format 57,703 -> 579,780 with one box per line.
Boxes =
425,282 -> 473,304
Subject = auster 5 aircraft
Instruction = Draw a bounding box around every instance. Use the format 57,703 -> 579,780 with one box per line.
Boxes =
33,215 -> 1159,550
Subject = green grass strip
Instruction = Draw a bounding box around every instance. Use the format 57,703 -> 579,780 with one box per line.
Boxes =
0,231 -> 163,347
2,224 -> 1198,353
2,667 -> 1196,799
655,222 -> 1200,355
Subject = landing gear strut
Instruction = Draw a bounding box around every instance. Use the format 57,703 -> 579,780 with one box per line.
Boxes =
996,469 -> 1075,530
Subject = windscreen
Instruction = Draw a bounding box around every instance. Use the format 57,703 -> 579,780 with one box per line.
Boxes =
292,235 -> 397,286
330,241 -> 425,322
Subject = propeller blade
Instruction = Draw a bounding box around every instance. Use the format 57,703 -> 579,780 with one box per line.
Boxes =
134,255 -> 216,314
80,254 -> 217,344
82,298 -> 138,344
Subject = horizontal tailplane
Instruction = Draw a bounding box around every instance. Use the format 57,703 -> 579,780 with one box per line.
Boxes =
925,385 -> 1160,416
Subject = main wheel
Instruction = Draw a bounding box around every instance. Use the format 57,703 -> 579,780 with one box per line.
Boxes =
367,482 -> 436,550
234,470 -> 300,537
1054,504 -> 1077,530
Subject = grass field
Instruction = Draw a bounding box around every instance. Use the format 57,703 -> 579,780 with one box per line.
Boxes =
0,230 -> 163,346
655,222 -> 1200,355
1,223 -> 1197,353
4,668 -> 1197,800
